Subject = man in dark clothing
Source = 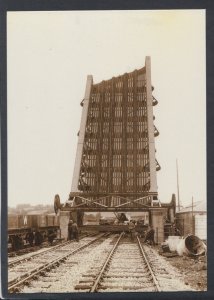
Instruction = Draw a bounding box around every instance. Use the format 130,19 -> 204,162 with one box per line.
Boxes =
144,225 -> 155,246
17,235 -> 24,250
68,220 -> 73,240
71,222 -> 79,242
48,229 -> 56,245
172,224 -> 181,236
12,235 -> 20,251
118,213 -> 128,223
128,220 -> 136,241
34,230 -> 43,246
25,229 -> 34,247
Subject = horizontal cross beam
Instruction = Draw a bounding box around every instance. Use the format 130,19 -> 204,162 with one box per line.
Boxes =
60,207 -> 165,212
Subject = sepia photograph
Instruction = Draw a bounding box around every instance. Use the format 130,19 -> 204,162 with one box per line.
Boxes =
6,9 -> 206,294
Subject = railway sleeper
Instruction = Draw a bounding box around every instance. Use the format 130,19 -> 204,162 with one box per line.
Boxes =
106,272 -> 151,277
102,280 -> 153,286
106,267 -> 147,271
40,277 -> 59,282
98,284 -> 156,290
24,281 -> 31,287
155,274 -> 174,279
98,287 -> 157,292
39,271 -> 46,276
106,267 -> 148,271
75,284 -> 92,290
102,277 -> 151,282
104,274 -> 149,278
84,270 -> 101,275
79,280 -> 94,284
10,287 -> 21,293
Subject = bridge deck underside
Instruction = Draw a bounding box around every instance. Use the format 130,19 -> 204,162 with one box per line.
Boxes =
79,224 -> 148,232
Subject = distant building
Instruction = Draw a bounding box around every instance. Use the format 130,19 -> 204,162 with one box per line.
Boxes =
175,201 -> 206,239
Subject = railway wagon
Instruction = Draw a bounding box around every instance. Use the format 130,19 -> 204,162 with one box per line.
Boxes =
8,214 -> 59,230
8,213 -> 60,251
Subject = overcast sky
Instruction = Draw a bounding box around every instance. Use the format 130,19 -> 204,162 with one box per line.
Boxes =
7,10 -> 206,208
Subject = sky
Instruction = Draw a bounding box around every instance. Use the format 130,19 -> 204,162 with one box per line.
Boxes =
7,10 -> 206,208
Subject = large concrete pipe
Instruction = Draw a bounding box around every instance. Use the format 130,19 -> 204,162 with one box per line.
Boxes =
176,235 -> 206,256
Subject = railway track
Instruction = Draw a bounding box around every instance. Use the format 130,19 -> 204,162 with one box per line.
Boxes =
74,234 -> 194,292
138,240 -> 194,291
9,233 -> 194,293
8,241 -> 71,267
8,232 -> 92,258
8,233 -> 106,293
75,233 -> 160,292
8,245 -> 43,257
8,232 -> 95,267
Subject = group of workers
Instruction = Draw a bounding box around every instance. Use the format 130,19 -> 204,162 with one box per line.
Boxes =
129,221 -> 182,244
66,218 -> 155,245
128,220 -> 155,245
66,215 -> 182,247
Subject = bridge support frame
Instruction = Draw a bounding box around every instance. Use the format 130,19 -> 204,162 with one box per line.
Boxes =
59,211 -> 70,240
150,208 -> 168,243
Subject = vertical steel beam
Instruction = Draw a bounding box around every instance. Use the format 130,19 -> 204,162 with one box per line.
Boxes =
145,57 -> 158,194
109,78 -> 115,194
133,71 -> 137,192
96,83 -> 104,192
71,75 -> 93,192
123,74 -> 128,193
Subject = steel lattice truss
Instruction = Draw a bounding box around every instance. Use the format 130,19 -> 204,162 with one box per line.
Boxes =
68,58 -> 161,211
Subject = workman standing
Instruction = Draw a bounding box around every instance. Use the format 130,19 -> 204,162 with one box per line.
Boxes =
12,235 -> 21,251
71,222 -> 79,242
25,229 -> 34,247
68,220 -> 73,240
172,224 -> 181,236
118,213 -> 128,223
48,229 -> 56,245
34,230 -> 43,246
128,220 -> 136,241
144,225 -> 155,246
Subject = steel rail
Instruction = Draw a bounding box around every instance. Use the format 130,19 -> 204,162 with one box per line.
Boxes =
8,245 -> 40,256
8,241 -> 70,267
136,236 -> 161,292
8,233 -> 107,293
89,232 -> 124,292
8,232 -> 94,267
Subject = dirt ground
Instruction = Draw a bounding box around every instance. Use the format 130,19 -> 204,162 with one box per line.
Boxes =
159,249 -> 207,291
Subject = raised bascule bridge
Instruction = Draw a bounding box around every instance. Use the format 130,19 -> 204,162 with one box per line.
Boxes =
55,57 -> 175,243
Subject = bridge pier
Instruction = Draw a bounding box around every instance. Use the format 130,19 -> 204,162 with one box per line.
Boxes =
59,211 -> 70,240
150,208 -> 168,244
